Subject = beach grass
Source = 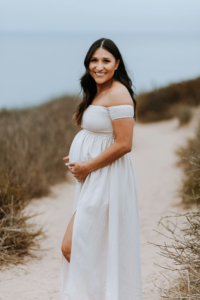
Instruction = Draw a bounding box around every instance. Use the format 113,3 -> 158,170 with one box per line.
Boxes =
153,118 -> 200,297
153,204 -> 200,299
137,76 -> 200,125
176,118 -> 200,204
0,95 -> 80,265
0,170 -> 43,265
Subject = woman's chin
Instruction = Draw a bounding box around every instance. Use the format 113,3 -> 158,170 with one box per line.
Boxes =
94,77 -> 111,85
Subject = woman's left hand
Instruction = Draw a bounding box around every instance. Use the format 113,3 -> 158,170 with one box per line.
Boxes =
63,156 -> 89,182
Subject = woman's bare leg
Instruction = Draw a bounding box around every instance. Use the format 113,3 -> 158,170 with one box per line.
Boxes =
61,212 -> 76,263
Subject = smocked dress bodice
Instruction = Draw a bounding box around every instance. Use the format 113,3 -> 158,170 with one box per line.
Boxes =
68,104 -> 135,165
81,104 -> 134,138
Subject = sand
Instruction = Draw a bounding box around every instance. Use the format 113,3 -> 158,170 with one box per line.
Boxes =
0,114 -> 198,300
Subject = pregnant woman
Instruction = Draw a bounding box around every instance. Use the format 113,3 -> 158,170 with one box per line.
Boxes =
59,38 -> 143,300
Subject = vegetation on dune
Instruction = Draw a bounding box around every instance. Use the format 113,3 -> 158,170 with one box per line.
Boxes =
137,77 -> 200,124
0,95 -> 80,265
176,119 -> 200,204
0,171 -> 43,265
0,96 -> 80,199
153,203 -> 200,299
152,120 -> 200,298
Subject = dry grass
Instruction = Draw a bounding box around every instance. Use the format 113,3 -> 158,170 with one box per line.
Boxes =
150,112 -> 200,298
177,106 -> 194,127
0,95 -> 80,265
0,95 -> 80,199
0,170 -> 43,265
151,205 -> 200,299
150,156 -> 200,299
176,119 -> 200,204
137,77 -> 200,124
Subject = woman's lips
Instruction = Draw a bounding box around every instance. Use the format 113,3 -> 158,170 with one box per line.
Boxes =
95,72 -> 106,77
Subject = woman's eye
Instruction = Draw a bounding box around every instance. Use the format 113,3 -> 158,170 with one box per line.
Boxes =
90,59 -> 110,63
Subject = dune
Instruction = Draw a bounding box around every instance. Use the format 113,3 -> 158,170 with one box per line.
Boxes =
0,112 -> 199,300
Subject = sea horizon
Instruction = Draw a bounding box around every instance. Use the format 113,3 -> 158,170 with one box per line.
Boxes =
0,31 -> 199,110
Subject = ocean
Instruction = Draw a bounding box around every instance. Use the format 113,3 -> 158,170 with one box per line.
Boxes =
0,32 -> 199,109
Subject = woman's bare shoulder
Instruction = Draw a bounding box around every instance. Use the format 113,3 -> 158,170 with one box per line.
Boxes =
108,81 -> 134,107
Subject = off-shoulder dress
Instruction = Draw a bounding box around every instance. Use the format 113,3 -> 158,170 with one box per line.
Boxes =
59,104 -> 143,300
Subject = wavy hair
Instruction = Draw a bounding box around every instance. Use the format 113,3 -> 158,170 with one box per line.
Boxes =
73,38 -> 137,126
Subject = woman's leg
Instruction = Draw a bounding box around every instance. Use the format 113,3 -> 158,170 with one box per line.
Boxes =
61,211 -> 76,263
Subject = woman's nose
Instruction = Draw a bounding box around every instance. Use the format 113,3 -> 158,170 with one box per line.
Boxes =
96,62 -> 104,71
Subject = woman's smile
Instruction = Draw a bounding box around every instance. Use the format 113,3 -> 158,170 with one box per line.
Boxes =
94,72 -> 106,77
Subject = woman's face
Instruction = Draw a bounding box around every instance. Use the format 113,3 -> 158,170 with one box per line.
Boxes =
89,48 -> 120,85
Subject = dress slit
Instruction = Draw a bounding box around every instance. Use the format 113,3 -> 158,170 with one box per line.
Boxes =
60,209 -> 78,300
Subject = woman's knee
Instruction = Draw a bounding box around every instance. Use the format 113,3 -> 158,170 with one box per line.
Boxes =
61,243 -> 71,262
61,212 -> 76,262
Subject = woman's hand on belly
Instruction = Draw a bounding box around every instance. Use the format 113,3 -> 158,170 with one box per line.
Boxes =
63,156 -> 90,182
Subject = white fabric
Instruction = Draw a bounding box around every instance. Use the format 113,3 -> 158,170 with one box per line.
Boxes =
59,104 -> 143,300
108,104 -> 134,120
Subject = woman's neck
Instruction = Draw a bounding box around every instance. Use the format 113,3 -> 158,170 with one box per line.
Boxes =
96,77 -> 115,96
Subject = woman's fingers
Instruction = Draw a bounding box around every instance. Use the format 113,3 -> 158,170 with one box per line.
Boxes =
74,175 -> 84,181
70,168 -> 75,174
65,162 -> 75,167
65,162 -> 76,174
65,161 -> 87,182
63,156 -> 69,161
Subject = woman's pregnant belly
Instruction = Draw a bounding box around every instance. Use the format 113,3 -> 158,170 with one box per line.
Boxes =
69,129 -> 115,164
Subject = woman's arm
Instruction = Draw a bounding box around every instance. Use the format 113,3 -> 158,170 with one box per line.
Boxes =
86,117 -> 134,173
65,113 -> 134,181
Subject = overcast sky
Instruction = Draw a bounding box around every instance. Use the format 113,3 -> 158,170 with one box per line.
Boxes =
0,0 -> 200,33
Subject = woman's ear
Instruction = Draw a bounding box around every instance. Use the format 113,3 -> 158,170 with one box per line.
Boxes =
116,59 -> 120,69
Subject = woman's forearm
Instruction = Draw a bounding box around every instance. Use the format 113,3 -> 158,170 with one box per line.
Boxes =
86,141 -> 131,173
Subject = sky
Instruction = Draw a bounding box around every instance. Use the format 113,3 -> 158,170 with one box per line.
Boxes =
0,0 -> 200,34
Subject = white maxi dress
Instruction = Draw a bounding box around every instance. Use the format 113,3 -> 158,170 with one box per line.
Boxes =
59,104 -> 143,300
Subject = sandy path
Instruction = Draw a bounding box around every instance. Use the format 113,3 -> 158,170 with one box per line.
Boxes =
131,117 -> 197,298
0,116 -> 198,300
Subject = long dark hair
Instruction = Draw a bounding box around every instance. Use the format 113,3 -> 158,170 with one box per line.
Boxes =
73,38 -> 137,126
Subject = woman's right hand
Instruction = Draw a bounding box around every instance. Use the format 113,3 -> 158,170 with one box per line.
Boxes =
63,156 -> 88,183
63,156 -> 73,171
